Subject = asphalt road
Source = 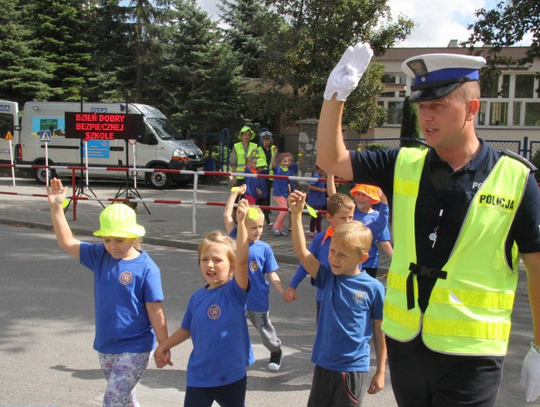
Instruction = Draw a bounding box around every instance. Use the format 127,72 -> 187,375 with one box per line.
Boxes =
1,174 -> 539,406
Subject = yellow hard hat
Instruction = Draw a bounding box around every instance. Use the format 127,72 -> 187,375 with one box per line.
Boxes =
93,204 -> 145,238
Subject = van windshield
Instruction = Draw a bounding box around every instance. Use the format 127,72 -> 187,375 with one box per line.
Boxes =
146,118 -> 184,141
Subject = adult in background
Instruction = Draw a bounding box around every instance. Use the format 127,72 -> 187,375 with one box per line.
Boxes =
258,129 -> 275,228
230,125 -> 258,186
316,42 -> 540,406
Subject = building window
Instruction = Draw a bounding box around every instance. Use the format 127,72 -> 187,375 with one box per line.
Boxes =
478,101 -> 487,126
515,75 -> 535,98
525,103 -> 540,126
489,102 -> 508,126
481,74 -> 510,98
386,101 -> 404,124
513,102 -> 522,126
381,73 -> 406,98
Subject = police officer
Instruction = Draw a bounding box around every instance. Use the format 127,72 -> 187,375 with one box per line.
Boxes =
230,125 -> 258,186
317,43 -> 540,406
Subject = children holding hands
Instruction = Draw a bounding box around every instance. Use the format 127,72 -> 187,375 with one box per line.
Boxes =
155,199 -> 254,407
288,190 -> 386,407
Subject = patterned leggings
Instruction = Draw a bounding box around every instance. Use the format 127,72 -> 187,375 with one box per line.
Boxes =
98,352 -> 151,407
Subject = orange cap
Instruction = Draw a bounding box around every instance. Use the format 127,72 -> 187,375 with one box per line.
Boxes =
349,184 -> 381,204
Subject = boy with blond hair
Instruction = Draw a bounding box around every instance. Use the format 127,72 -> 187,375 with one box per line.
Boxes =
284,190 -> 356,320
289,190 -> 386,407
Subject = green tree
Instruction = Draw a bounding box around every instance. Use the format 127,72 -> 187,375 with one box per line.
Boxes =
465,1 -> 540,81
400,96 -> 420,138
0,0 -> 55,102
163,0 -> 246,131
259,0 -> 414,130
22,0 -> 95,100
219,0 -> 269,78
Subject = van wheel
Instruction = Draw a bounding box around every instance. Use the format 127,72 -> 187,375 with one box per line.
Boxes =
145,166 -> 171,189
34,165 -> 57,185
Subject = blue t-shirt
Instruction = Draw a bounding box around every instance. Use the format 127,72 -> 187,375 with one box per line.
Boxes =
182,278 -> 255,387
79,242 -> 164,353
244,167 -> 268,199
246,240 -> 279,312
228,229 -> 279,312
353,203 -> 390,268
307,172 -> 326,207
290,230 -> 364,302
312,264 -> 385,372
273,163 -> 298,197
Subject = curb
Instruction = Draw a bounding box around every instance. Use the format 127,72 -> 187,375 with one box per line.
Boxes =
0,217 -> 301,265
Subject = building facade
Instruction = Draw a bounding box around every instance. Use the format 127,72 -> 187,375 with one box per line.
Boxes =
372,43 -> 540,142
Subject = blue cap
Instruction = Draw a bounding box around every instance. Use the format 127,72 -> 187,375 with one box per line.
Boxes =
402,54 -> 486,102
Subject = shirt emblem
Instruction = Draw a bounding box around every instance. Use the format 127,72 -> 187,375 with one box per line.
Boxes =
208,304 -> 221,320
119,271 -> 134,285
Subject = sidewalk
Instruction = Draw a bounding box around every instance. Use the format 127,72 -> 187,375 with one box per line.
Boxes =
0,175 -> 392,271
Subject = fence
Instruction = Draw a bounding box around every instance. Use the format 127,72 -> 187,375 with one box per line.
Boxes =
188,132 -> 538,172
0,163 -> 331,233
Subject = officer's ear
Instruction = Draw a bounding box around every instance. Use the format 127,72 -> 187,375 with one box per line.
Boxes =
466,98 -> 480,122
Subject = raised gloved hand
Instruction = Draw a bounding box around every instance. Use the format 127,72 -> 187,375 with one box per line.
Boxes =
324,42 -> 373,102
521,342 -> 540,402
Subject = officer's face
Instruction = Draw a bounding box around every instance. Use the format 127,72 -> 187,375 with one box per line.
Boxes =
417,92 -> 471,150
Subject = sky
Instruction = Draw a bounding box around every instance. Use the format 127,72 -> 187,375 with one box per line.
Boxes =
196,0 -> 533,48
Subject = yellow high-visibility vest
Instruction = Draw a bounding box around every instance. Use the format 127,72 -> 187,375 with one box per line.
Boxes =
383,147 -> 530,356
233,142 -> 258,180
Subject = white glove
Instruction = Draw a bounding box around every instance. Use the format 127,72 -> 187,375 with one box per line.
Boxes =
521,342 -> 540,402
323,42 -> 373,102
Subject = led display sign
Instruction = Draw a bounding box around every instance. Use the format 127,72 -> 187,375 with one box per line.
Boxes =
64,112 -> 144,140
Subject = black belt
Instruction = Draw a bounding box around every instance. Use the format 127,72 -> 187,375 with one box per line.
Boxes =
406,262 -> 448,310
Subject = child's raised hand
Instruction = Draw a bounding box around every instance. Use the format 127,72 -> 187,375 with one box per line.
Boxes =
288,191 -> 306,215
272,145 -> 278,155
236,199 -> 249,223
231,184 -> 247,196
46,178 -> 67,206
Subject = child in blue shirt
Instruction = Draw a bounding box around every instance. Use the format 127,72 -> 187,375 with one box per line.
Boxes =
349,184 -> 393,278
46,178 -> 168,407
289,190 -> 386,407
307,165 -> 327,238
155,199 -> 254,407
284,191 -> 356,322
224,186 -> 286,370
270,146 -> 304,236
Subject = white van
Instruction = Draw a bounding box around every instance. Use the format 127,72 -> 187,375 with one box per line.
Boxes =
2,101 -> 204,188
0,101 -> 19,166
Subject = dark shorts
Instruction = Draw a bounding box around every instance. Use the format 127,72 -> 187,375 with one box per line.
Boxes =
307,365 -> 368,407
387,335 -> 503,407
184,376 -> 247,407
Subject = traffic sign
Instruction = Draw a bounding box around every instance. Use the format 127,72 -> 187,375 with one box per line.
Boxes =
39,130 -> 52,143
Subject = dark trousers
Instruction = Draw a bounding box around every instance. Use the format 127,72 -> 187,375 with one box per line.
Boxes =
184,376 -> 247,407
387,335 -> 503,407
307,365 -> 368,407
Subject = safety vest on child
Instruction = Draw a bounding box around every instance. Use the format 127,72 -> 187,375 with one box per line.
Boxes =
382,147 -> 530,356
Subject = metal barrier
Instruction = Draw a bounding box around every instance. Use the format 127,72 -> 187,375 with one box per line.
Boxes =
0,163 -> 339,233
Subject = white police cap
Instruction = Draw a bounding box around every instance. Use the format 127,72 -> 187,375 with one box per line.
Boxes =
402,53 -> 486,102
